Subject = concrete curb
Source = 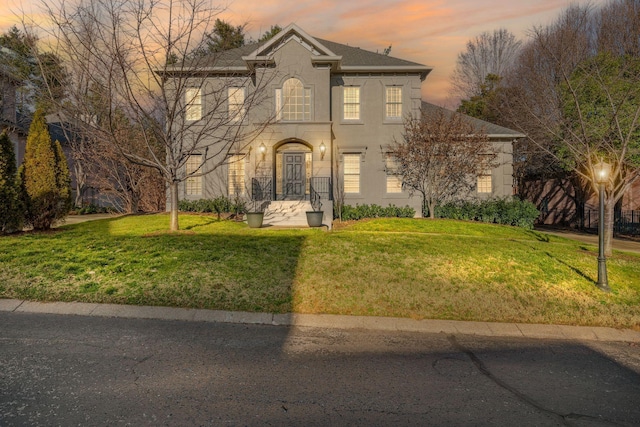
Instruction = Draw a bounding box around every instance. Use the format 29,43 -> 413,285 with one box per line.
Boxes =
2,299 -> 639,343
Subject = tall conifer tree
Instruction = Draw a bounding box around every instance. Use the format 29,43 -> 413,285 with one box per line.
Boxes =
22,109 -> 71,229
0,132 -> 23,233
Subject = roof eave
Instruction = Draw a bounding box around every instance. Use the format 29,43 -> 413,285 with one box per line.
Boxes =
339,65 -> 432,80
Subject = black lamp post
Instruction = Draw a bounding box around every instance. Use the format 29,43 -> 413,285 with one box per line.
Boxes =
595,160 -> 611,292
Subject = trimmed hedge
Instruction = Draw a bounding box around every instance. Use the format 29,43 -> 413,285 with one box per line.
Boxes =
434,197 -> 539,229
336,203 -> 416,221
178,196 -> 243,217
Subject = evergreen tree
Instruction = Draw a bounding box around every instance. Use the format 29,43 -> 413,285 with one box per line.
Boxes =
21,109 -> 72,230
0,132 -> 23,233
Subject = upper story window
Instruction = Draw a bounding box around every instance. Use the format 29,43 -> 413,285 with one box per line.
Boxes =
385,86 -> 402,119
185,88 -> 202,121
228,87 -> 245,122
276,78 -> 311,121
343,87 -> 360,120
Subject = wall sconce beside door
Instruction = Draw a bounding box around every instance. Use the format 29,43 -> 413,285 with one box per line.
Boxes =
319,141 -> 326,160
259,142 -> 267,160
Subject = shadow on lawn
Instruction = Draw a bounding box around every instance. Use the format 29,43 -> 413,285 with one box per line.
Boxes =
544,251 -> 596,285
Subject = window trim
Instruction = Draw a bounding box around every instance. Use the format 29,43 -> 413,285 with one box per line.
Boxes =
385,154 -> 403,194
477,169 -> 493,194
185,88 -> 202,122
385,86 -> 402,121
342,153 -> 361,194
228,87 -> 245,123
276,78 -> 312,122
185,154 -> 202,196
343,86 -> 361,121
228,154 -> 246,196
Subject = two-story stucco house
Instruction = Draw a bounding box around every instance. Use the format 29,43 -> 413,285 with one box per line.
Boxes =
175,24 -> 523,226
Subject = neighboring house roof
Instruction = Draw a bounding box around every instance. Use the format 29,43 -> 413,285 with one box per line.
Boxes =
421,101 -> 525,139
179,23 -> 432,79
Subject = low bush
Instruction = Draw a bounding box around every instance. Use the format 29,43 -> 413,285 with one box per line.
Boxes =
434,197 -> 539,229
69,204 -> 115,215
336,203 -> 415,221
178,196 -> 243,218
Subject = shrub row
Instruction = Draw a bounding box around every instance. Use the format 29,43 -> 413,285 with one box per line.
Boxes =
434,197 -> 540,229
178,197 -> 244,215
70,204 -> 114,215
336,203 -> 416,221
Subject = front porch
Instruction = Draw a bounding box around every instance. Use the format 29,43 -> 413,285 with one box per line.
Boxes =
250,176 -> 333,228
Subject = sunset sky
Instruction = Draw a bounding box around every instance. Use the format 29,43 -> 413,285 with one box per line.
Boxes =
2,0 -> 602,107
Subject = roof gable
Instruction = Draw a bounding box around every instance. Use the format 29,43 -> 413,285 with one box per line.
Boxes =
245,23 -> 338,59
242,23 -> 341,70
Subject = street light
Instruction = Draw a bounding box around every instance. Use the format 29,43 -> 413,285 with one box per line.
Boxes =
595,160 -> 611,292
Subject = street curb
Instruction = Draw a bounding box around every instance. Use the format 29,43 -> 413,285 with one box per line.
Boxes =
2,299 -> 639,343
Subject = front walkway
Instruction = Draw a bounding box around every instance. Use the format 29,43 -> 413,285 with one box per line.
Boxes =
54,213 -> 124,228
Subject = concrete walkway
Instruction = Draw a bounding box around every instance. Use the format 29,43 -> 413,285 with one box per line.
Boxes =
55,213 -> 124,227
1,299 -> 638,343
536,227 -> 640,254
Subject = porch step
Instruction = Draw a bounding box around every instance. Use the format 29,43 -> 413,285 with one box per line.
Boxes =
263,200 -> 312,227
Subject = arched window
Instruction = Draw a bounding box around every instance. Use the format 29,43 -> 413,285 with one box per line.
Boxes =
276,78 -> 311,121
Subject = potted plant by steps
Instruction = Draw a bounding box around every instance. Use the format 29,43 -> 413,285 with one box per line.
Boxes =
246,199 -> 268,228
306,197 -> 324,227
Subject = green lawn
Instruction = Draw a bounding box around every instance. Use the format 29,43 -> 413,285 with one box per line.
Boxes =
1,214 -> 639,328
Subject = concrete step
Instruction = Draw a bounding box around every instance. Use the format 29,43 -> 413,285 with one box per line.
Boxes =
264,200 -> 313,227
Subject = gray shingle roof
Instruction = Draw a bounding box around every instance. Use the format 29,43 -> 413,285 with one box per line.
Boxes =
314,38 -> 426,67
421,102 -> 524,138
196,30 -> 429,70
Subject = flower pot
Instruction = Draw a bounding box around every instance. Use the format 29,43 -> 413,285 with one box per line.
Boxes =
306,211 -> 324,227
246,212 -> 264,228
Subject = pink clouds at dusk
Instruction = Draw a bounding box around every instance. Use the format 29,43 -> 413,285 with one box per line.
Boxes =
2,0 -> 601,106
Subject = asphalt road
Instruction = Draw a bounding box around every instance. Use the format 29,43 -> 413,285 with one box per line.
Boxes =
1,312 -> 639,426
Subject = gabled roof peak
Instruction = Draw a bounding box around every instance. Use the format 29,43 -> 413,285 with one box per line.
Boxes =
242,23 -> 342,69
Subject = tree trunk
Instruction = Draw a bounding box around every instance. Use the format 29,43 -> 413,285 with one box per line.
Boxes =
169,181 -> 179,231
429,201 -> 436,219
604,194 -> 614,257
73,162 -> 86,208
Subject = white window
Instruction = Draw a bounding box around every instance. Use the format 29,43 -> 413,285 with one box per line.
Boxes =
276,78 -> 311,121
477,170 -> 492,193
185,155 -> 202,196
228,154 -> 245,196
343,154 -> 360,194
185,88 -> 202,121
385,86 -> 402,119
228,87 -> 245,122
385,155 -> 402,193
343,87 -> 360,120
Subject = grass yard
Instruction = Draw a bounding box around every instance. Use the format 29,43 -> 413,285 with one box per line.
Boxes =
1,214 -> 639,328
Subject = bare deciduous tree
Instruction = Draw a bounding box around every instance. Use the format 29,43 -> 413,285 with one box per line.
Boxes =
27,0 -> 274,230
502,1 -> 640,256
390,105 -> 497,218
451,28 -> 521,101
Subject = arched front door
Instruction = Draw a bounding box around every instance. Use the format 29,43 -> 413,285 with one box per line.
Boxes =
275,142 -> 312,201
